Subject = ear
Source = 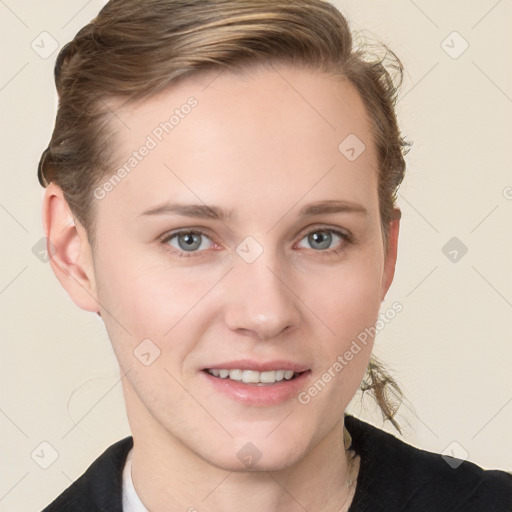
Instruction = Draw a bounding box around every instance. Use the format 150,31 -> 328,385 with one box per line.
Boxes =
380,209 -> 401,302
42,183 -> 100,313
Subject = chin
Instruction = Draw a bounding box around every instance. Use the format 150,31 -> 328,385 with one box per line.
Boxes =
199,436 -> 307,473
208,452 -> 302,473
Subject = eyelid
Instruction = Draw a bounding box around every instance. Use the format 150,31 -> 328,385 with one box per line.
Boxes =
160,227 -> 213,242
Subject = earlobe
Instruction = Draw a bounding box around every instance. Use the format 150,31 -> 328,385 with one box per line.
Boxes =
42,183 -> 100,313
380,209 -> 401,302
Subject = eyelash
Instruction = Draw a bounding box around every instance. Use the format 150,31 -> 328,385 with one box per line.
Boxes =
159,226 -> 354,259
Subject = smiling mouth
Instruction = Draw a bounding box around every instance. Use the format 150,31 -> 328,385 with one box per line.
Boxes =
204,368 -> 305,385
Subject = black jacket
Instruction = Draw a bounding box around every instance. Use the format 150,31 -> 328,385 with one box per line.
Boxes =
42,415 -> 512,511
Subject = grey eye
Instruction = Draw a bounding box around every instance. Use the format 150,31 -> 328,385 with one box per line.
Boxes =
307,231 -> 334,250
168,232 -> 212,252
297,229 -> 345,252
178,233 -> 202,251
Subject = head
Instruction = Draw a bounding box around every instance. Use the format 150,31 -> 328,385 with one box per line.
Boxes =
40,0 -> 407,470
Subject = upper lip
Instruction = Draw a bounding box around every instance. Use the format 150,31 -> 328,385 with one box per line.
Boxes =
203,359 -> 309,373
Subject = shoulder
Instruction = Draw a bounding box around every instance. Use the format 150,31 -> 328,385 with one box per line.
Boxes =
41,436 -> 133,512
345,415 -> 512,512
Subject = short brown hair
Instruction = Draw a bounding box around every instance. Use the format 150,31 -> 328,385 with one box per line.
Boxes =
38,0 -> 407,429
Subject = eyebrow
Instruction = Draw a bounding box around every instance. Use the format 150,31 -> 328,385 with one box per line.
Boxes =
138,199 -> 368,220
138,203 -> 230,221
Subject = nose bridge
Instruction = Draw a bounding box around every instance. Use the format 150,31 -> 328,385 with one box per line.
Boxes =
224,246 -> 300,339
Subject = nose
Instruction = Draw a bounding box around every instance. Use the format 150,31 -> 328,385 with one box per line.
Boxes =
223,253 -> 301,340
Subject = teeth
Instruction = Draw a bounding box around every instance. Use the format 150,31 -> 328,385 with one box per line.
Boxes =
229,369 -> 243,381
260,371 -> 276,383
207,368 -> 299,384
242,370 -> 260,383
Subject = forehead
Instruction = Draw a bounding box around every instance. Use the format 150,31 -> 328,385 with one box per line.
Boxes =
101,64 -> 378,221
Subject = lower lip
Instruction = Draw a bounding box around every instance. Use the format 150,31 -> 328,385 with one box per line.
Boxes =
201,370 -> 311,406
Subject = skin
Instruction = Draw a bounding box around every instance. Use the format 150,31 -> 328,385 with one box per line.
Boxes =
43,63 -> 400,512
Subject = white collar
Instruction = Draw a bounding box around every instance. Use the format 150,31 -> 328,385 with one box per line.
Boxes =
122,448 -> 149,512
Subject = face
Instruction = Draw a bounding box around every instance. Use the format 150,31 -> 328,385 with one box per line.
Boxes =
69,64 -> 398,471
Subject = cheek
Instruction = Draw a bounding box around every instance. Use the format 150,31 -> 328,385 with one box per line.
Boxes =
93,247 -> 223,359
302,255 -> 384,343
299,252 -> 383,399
94,243 -> 190,324
292,261 -> 383,431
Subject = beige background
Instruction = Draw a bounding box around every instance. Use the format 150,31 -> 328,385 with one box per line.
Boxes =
1,1 -> 511,510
